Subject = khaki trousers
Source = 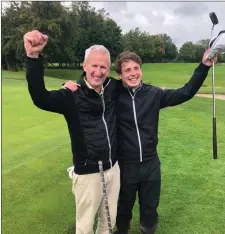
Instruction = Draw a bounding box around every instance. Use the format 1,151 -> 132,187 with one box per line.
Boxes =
72,162 -> 120,234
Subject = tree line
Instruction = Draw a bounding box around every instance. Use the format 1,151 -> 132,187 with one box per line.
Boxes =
2,1 -> 225,71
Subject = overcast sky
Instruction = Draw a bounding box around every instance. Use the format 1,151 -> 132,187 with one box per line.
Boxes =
1,1 -> 225,49
89,1 -> 225,48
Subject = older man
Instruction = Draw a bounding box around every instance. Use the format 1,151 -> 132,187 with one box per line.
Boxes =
24,30 -> 120,234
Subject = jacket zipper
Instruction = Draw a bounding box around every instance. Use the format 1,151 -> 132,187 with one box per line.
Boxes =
100,93 -> 112,167
83,79 -> 112,167
128,88 -> 143,162
99,79 -> 112,167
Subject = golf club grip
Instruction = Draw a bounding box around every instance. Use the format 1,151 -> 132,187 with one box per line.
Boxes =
213,117 -> 217,159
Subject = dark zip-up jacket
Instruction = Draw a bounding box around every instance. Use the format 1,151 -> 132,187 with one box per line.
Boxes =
26,56 -> 119,174
117,62 -> 211,163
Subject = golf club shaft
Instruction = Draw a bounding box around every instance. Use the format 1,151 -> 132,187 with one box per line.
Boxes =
212,61 -> 218,159
98,161 -> 113,234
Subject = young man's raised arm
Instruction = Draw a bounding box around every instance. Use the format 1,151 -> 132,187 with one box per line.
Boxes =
160,49 -> 216,108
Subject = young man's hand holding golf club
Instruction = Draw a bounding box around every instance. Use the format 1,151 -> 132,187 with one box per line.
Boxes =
202,48 -> 217,66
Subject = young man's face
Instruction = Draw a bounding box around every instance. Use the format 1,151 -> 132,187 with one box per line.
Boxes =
118,60 -> 142,89
83,51 -> 110,90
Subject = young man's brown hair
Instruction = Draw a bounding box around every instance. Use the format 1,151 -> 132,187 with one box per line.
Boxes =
115,51 -> 142,74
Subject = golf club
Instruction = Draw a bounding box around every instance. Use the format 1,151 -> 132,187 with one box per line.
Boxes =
209,12 -> 218,159
98,161 -> 113,234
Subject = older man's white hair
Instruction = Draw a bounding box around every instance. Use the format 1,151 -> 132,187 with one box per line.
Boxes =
84,45 -> 111,65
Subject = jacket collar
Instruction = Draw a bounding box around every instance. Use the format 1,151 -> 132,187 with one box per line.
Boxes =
78,71 -> 110,95
122,81 -> 143,93
120,80 -> 149,93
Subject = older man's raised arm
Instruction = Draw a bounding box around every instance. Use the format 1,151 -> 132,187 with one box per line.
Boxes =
24,30 -> 73,114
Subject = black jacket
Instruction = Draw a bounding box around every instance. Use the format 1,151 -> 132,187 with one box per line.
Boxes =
26,56 -> 119,174
117,62 -> 211,163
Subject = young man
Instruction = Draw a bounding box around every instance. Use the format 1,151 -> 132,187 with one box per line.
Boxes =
24,30 -> 120,234
113,50 -> 215,234
63,50 -> 216,234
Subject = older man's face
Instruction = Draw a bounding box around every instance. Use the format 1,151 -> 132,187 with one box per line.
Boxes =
83,51 -> 110,90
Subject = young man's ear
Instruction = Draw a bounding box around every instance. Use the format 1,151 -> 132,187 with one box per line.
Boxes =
118,73 -> 122,79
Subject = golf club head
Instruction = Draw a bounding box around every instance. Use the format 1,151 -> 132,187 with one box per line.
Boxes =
209,12 -> 219,25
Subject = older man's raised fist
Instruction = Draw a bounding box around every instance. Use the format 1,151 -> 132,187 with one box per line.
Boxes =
24,30 -> 48,58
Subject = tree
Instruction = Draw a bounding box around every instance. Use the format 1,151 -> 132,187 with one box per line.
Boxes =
102,18 -> 123,62
178,42 -> 196,62
122,28 -> 155,63
151,35 -> 164,62
159,34 -> 178,61
71,2 -> 106,66
28,1 -> 74,64
218,53 -> 225,63
194,44 -> 205,62
197,39 -> 210,49
1,1 -> 76,70
138,32 -> 155,63
122,27 -> 142,53
2,2 -> 29,71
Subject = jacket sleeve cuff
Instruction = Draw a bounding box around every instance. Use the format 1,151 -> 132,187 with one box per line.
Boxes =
26,54 -> 44,66
197,62 -> 211,72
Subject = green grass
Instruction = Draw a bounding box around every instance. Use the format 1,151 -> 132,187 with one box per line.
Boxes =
2,63 -> 225,94
141,63 -> 225,94
2,67 -> 225,234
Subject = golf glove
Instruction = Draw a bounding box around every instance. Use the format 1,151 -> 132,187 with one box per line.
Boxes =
67,166 -> 74,179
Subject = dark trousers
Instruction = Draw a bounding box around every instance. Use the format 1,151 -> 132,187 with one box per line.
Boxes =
116,158 -> 161,231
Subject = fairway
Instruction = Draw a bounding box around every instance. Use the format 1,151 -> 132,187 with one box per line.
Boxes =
2,65 -> 225,234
